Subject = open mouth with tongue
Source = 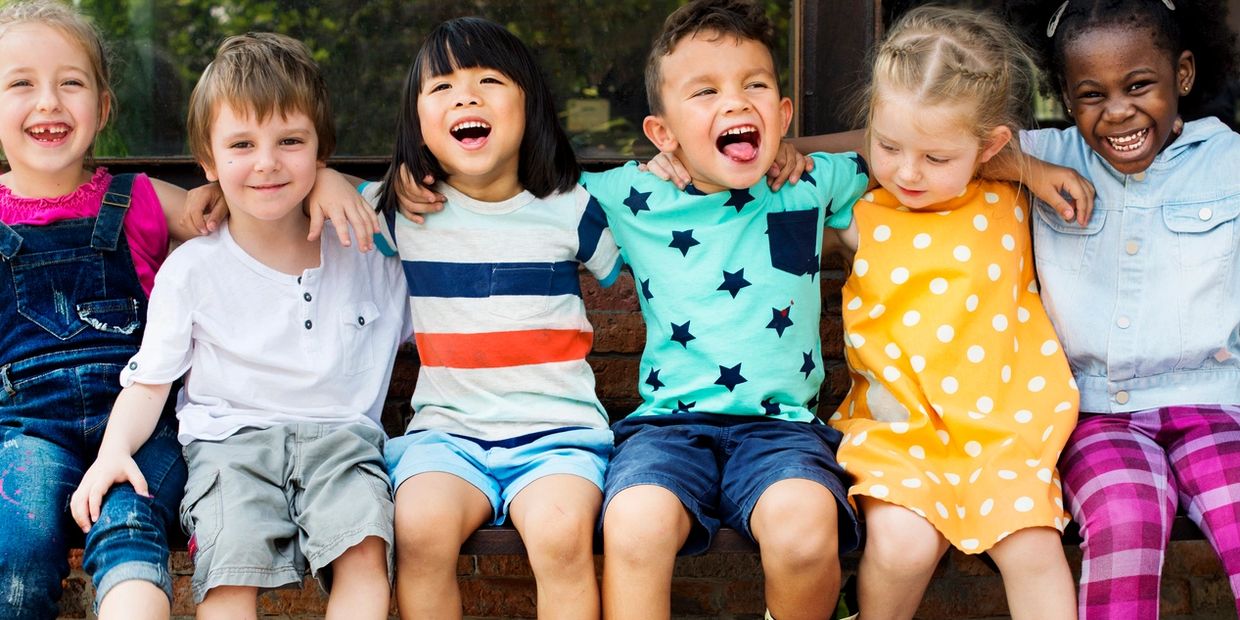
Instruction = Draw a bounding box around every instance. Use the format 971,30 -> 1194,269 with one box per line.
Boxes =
716,125 -> 760,163
27,123 -> 71,144
450,120 -> 491,149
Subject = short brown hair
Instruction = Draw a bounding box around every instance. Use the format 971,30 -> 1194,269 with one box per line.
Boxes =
187,32 -> 335,168
644,0 -> 777,115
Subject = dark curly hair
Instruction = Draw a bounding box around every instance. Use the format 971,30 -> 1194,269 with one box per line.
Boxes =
1007,0 -> 1238,121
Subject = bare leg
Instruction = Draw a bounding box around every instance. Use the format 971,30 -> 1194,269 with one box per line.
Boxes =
195,585 -> 258,620
509,474 -> 603,619
601,485 -> 692,620
987,527 -> 1077,620
750,479 -> 841,620
392,472 -> 492,620
855,498 -> 950,620
97,580 -> 169,620
326,535 -> 391,620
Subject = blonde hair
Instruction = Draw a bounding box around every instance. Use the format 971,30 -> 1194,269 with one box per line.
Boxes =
187,32 -> 335,168
0,0 -> 113,160
861,6 -> 1036,158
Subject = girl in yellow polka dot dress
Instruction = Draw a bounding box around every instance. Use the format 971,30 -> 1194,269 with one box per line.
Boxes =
829,7 -> 1080,620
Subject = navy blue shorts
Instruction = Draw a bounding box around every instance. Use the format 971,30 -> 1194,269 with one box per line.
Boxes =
602,412 -> 859,555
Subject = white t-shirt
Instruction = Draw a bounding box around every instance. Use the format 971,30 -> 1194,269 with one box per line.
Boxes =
122,220 -> 412,444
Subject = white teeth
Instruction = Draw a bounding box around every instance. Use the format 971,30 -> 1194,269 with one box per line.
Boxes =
722,126 -> 756,136
1105,128 -> 1148,152
451,120 -> 490,132
29,126 -> 68,136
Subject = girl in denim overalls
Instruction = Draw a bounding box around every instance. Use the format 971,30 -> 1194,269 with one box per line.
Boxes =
1011,1 -> 1240,618
0,2 -> 211,618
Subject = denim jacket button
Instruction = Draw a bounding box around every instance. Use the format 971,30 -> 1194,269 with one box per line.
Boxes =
1116,316 -> 1131,329
1199,207 -> 1213,221
1132,172 -> 1146,182
1115,391 -> 1130,405
1125,240 -> 1140,255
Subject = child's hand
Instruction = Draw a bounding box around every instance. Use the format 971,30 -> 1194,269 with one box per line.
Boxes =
395,165 -> 446,224
70,451 -> 149,533
181,181 -> 227,236
306,168 -> 378,252
1029,161 -> 1096,226
766,141 -> 814,191
639,152 -> 692,189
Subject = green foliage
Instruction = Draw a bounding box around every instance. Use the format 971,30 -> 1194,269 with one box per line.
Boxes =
73,0 -> 791,159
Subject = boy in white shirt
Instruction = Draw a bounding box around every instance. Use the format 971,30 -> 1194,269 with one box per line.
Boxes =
70,32 -> 410,619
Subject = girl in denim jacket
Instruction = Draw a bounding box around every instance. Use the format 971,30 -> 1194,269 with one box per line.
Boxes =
1011,1 -> 1240,617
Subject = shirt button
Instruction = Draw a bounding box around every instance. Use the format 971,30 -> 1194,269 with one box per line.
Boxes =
303,292 -> 312,302
1199,207 -> 1213,221
1132,172 -> 1146,182
357,316 -> 366,326
1125,240 -> 1140,255
304,320 -> 313,330
1115,391 -> 1130,405
1117,316 -> 1131,329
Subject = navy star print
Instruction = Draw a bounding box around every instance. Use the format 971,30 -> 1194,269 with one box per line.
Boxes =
851,153 -> 868,177
761,398 -> 780,416
717,269 -> 751,298
800,351 -> 816,379
798,170 -> 817,186
807,394 -> 819,410
640,278 -> 654,301
723,188 -> 754,213
715,363 -> 747,392
766,306 -> 793,337
624,187 -> 652,216
669,230 -> 700,256
670,321 -> 695,348
673,400 -> 697,414
645,369 -> 665,391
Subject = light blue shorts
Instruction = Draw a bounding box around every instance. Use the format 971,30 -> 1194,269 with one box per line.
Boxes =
385,426 -> 613,525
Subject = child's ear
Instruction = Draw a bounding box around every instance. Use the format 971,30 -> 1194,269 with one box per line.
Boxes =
978,126 -> 1013,164
1176,49 -> 1196,96
643,115 -> 680,153
778,96 -> 793,136
201,161 -> 219,183
98,93 -> 112,130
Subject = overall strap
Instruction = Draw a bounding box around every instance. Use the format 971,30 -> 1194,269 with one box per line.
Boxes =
0,220 -> 21,260
92,173 -> 136,251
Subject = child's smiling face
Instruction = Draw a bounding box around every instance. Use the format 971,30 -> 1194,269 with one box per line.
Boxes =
642,33 -> 792,194
1061,25 -> 1194,175
417,65 -> 525,202
0,22 -> 107,195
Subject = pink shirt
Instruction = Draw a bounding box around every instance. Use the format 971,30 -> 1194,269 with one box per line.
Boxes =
0,168 -> 169,295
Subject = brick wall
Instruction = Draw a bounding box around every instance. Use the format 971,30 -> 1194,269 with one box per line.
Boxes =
55,261 -> 1237,619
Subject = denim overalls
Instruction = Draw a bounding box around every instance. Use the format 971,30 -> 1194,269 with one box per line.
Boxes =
0,174 -> 186,618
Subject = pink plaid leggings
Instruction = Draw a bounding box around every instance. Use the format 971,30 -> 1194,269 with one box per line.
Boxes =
1061,404 -> 1240,619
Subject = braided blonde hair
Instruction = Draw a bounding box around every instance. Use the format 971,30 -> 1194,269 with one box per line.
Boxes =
862,6 -> 1036,155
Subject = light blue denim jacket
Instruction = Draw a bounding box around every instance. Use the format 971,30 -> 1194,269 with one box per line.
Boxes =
1021,118 -> 1240,414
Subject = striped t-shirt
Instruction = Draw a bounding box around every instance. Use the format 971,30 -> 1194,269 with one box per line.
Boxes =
365,182 -> 621,441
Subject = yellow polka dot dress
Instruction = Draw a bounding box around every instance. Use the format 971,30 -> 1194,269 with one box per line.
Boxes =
832,181 -> 1078,553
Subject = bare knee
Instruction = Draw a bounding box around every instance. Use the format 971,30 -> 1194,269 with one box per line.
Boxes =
603,487 -> 689,564
520,504 -> 596,568
395,508 -> 469,566
864,521 -> 947,579
753,481 -> 841,573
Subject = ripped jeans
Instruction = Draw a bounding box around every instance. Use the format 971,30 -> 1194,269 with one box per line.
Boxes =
0,355 -> 185,619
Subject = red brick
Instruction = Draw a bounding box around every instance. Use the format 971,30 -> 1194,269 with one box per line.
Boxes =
673,554 -> 763,579
588,358 -> 640,400
1165,540 -> 1224,576
721,578 -> 767,614
670,579 -> 724,615
1187,575 -> 1237,614
583,272 -> 639,311
1159,577 -> 1192,615
589,312 -> 646,353
475,554 -> 534,577
459,577 -> 538,617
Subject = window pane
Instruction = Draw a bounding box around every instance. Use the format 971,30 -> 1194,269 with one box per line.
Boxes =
80,0 -> 792,160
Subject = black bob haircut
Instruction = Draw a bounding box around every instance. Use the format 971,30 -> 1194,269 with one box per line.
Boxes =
379,17 -> 579,213
1007,0 -> 1238,122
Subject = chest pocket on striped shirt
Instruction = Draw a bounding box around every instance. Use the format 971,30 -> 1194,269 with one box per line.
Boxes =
488,265 -> 553,321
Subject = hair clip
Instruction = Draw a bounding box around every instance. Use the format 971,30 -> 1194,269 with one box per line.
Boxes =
1046,1 -> 1069,38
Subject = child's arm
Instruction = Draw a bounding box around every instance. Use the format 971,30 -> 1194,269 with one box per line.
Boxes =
69,382 -> 171,533
982,149 -> 1095,226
